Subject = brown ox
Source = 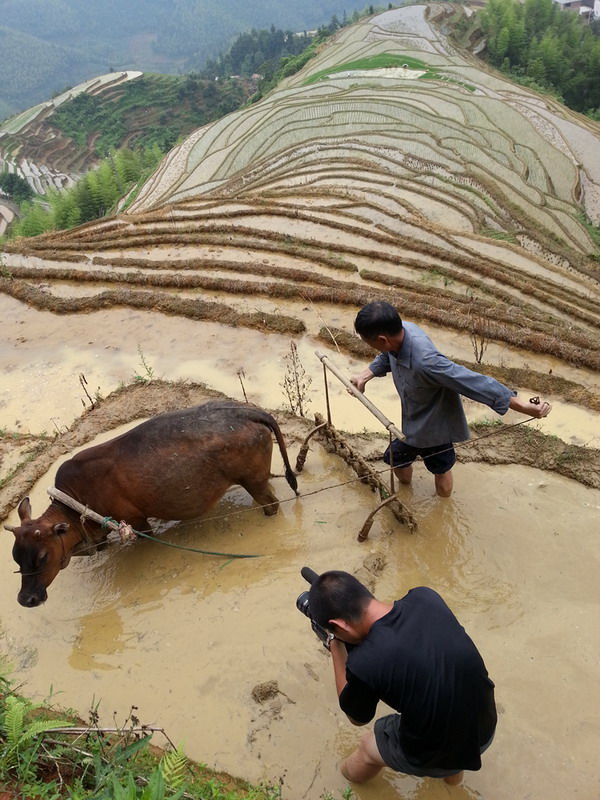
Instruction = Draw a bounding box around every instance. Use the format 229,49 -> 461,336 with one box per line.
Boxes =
5,401 -> 298,607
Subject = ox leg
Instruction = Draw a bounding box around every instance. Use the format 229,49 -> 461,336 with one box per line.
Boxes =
240,479 -> 280,516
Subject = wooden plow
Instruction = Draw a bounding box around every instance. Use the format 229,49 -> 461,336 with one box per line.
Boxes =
294,352 -> 417,540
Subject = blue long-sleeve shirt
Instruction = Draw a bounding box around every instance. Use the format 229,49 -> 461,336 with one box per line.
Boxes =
369,322 -> 515,447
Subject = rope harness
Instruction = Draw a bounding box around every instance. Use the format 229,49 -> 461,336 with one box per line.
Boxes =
45,487 -> 262,560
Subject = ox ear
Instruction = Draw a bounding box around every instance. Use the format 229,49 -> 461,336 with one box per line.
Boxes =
53,522 -> 70,536
17,497 -> 32,521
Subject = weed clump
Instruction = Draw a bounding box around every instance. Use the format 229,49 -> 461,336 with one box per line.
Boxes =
280,341 -> 312,418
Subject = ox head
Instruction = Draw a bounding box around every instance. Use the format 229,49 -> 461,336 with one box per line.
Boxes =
5,497 -> 72,607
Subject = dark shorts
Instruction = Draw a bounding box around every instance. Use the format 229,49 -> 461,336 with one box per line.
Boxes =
374,714 -> 494,778
383,439 -> 455,475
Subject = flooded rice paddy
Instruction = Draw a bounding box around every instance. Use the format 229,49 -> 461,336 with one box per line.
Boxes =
0,293 -> 599,800
0,439 -> 598,800
2,4 -> 599,795
1,295 -> 599,446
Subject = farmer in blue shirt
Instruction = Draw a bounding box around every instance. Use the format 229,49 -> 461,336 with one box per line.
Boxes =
350,301 -> 551,497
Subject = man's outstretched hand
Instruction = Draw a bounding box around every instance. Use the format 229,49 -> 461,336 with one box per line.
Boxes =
509,396 -> 552,418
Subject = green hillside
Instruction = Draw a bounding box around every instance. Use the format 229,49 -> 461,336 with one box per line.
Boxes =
0,0 -> 377,120
462,0 -> 600,116
48,73 -> 251,158
0,71 -> 254,202
0,20 -> 329,208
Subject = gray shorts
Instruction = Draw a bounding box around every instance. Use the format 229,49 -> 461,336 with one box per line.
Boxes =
374,714 -> 494,778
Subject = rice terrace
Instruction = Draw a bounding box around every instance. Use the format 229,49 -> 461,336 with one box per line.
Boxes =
0,4 -> 599,800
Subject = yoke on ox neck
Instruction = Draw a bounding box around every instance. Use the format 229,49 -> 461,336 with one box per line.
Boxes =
47,486 -> 115,545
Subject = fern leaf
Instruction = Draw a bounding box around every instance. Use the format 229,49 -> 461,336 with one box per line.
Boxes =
159,745 -> 187,789
19,717 -> 72,744
111,771 -> 138,800
4,695 -> 25,749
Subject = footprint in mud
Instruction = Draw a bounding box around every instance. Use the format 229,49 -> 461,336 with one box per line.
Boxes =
247,680 -> 295,747
354,552 -> 387,591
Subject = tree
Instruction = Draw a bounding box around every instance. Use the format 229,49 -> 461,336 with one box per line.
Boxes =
538,31 -> 561,86
495,26 -> 511,63
526,56 -> 546,84
0,171 -> 34,204
14,202 -> 52,237
475,0 -> 600,115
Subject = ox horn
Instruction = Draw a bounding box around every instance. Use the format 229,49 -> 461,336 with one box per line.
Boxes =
4,524 -> 17,532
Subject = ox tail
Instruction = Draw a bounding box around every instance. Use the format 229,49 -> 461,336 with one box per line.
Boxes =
250,410 -> 299,496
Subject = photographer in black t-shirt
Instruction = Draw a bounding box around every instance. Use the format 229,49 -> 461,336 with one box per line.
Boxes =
308,571 -> 497,787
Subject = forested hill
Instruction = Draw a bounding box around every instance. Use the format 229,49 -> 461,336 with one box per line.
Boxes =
0,0 -> 374,121
460,0 -> 600,117
0,20 -> 330,229
0,25 -> 106,124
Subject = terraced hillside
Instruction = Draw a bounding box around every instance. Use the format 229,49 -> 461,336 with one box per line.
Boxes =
0,71 -> 252,198
3,4 -> 600,432
0,71 -> 141,273
0,72 -> 144,194
1,9 -> 600,800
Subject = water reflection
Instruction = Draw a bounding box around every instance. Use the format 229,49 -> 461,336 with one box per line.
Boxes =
70,607 -> 127,671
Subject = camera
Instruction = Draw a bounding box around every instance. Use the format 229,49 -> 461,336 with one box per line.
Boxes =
296,566 -> 334,649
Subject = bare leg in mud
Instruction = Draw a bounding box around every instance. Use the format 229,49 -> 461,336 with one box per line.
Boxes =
394,465 -> 413,485
395,465 -> 454,497
341,732 -> 466,787
339,732 -> 386,783
435,469 -> 453,498
444,770 -> 464,785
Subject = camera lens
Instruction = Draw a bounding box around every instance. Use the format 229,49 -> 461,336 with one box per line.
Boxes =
296,590 -> 311,617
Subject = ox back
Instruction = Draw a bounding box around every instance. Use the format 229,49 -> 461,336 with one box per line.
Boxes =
55,400 -> 298,529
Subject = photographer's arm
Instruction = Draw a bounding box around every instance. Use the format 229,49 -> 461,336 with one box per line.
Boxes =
331,640 -> 377,727
330,638 -> 349,697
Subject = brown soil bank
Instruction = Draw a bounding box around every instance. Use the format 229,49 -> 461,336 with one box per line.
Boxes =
1,379 -> 599,524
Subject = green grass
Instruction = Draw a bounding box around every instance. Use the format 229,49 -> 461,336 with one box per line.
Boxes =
418,73 -> 476,92
304,53 -> 429,84
481,228 -> 517,243
470,418 -> 504,429
0,446 -> 43,490
577,213 -> 600,256
420,267 -> 454,286
303,53 -> 476,92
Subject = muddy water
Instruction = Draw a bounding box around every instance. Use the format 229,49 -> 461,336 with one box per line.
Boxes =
1,283 -> 598,798
1,295 -> 598,447
1,435 -> 598,800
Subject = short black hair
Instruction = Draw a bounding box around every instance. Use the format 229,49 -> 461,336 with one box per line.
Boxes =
308,570 -> 374,630
354,301 -> 403,339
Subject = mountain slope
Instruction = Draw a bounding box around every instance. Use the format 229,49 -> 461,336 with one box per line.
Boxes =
129,6 -> 600,246
0,72 -> 253,195
0,0 -> 376,119
0,25 -> 107,120
4,5 -> 600,388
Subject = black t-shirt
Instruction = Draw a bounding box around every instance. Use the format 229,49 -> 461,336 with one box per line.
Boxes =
339,587 -> 497,771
